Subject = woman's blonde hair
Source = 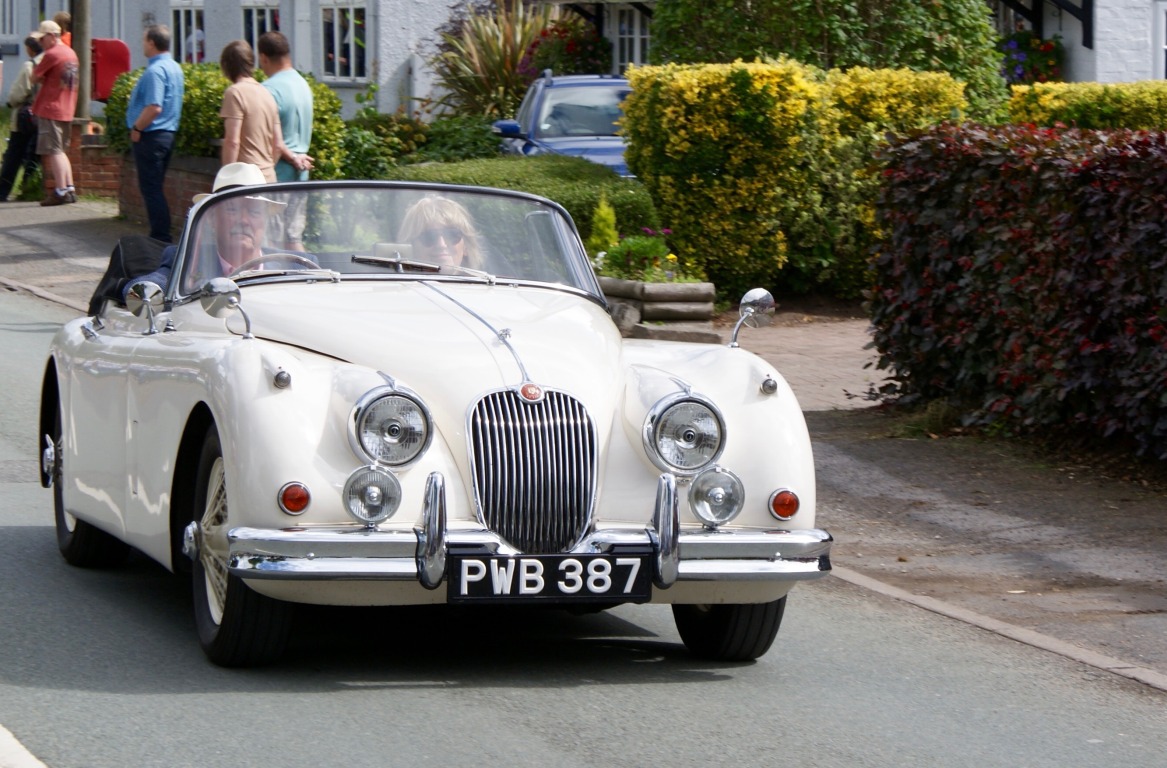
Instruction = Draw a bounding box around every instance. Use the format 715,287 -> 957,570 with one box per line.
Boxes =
399,195 -> 483,269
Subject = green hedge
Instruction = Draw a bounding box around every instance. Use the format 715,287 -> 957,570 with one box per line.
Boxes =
104,63 -> 347,178
383,155 -> 658,241
871,122 -> 1167,459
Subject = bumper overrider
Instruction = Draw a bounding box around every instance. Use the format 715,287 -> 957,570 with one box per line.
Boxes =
216,473 -> 832,589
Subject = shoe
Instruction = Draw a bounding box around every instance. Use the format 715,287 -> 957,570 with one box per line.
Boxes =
66,191 -> 77,203
40,192 -> 66,207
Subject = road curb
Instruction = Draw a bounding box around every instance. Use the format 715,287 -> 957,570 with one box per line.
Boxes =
0,277 -> 87,314
831,566 -> 1167,693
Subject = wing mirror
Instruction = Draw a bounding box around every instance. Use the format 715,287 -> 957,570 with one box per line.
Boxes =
125,281 -> 165,335
492,119 -> 526,139
729,288 -> 775,348
200,277 -> 253,339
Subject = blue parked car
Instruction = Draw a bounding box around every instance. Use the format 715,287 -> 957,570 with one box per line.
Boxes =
493,72 -> 631,176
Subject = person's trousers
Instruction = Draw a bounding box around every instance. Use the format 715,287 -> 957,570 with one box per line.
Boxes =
133,130 -> 177,243
0,126 -> 39,200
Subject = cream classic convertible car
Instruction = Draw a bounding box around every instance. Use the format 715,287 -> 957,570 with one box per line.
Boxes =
39,181 -> 831,666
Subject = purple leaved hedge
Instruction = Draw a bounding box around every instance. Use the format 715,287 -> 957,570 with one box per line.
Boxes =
871,122 -> 1167,458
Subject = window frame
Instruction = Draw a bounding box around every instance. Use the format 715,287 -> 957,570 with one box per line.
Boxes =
242,0 -> 281,56
170,0 -> 207,64
320,0 -> 369,84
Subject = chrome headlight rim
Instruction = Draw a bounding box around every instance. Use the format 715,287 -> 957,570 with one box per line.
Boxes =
348,385 -> 434,468
642,392 -> 727,476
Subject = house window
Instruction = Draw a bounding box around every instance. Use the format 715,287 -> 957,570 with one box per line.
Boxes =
243,1 -> 281,54
611,4 -> 650,73
171,1 -> 206,64
1157,2 -> 1167,79
1,0 -> 15,36
321,1 -> 368,81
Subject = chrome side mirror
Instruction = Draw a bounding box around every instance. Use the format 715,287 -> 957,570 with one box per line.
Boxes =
125,281 -> 165,335
200,277 -> 253,339
729,288 -> 775,348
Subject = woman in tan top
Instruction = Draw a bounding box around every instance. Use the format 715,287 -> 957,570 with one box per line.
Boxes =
219,40 -> 293,184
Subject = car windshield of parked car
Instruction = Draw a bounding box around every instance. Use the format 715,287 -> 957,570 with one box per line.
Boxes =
177,184 -> 598,297
536,86 -> 629,138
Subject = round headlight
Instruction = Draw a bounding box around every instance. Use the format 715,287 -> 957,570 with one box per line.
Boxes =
689,467 -> 745,528
644,395 -> 725,474
342,466 -> 402,525
353,392 -> 431,466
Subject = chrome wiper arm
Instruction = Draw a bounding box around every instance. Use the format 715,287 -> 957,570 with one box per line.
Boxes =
351,255 -> 495,283
231,268 -> 340,282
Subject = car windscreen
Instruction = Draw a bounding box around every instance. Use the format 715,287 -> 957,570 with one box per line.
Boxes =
177,185 -> 598,296
535,86 -> 630,138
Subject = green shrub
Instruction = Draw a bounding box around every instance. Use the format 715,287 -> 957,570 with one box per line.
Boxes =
1009,80 -> 1167,129
341,127 -> 396,180
428,1 -> 553,117
409,115 -> 500,163
598,229 -> 702,283
584,192 -> 618,257
651,0 -> 1006,120
384,155 -> 658,241
105,64 -> 346,177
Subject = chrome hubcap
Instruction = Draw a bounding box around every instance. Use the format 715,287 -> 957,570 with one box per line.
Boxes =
199,458 -> 230,626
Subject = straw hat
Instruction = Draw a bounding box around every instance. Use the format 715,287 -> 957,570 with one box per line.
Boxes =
193,163 -> 284,209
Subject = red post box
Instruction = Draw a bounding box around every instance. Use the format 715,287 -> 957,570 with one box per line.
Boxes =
92,38 -> 131,102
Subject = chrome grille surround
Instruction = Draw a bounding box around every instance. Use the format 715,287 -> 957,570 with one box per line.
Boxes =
469,388 -> 597,554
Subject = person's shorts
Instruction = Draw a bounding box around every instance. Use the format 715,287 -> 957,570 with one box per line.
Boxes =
266,192 -> 309,249
36,118 -> 71,156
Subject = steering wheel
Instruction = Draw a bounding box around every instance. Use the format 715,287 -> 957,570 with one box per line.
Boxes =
228,252 -> 319,275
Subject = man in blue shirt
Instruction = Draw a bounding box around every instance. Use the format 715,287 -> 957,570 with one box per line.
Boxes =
258,31 -> 314,250
127,24 -> 184,243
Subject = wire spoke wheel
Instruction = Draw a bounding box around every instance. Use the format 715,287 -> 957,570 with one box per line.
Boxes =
191,426 -> 292,667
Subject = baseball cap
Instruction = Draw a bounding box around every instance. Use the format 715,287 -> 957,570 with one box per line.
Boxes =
38,20 -> 62,36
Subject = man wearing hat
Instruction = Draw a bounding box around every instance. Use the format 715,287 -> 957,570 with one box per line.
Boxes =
30,19 -> 79,206
121,162 -> 290,299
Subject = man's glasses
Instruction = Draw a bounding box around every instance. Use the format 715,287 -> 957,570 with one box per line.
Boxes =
417,227 -> 464,247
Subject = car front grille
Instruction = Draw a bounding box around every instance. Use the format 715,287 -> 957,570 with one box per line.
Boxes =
469,389 -> 597,554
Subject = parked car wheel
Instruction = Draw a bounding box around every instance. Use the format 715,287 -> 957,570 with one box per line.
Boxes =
50,403 -> 130,568
672,597 -> 787,661
191,426 -> 292,667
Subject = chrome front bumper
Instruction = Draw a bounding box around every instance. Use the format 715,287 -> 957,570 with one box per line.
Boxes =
222,473 -> 832,588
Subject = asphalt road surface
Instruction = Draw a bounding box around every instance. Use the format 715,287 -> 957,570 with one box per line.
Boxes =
2,290 -> 1166,768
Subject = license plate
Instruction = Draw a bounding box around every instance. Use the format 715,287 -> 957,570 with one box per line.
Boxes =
448,553 -> 652,603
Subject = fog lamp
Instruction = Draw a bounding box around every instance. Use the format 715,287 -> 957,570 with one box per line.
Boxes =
769,489 -> 800,521
688,466 -> 744,528
342,466 -> 402,526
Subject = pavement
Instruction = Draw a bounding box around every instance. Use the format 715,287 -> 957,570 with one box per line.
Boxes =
0,197 -> 884,411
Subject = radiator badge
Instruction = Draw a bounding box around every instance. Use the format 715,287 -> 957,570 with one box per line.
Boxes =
519,382 -> 544,403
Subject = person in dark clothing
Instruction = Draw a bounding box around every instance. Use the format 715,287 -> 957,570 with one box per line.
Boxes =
0,35 -> 43,201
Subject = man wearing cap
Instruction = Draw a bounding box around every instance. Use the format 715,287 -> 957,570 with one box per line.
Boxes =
127,24 -> 184,242
121,163 -> 292,299
30,19 -> 79,206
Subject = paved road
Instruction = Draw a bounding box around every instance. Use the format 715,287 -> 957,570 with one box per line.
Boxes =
3,198 -> 1166,766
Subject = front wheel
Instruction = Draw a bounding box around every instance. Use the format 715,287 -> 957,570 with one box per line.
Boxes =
672,597 -> 787,661
191,426 -> 292,667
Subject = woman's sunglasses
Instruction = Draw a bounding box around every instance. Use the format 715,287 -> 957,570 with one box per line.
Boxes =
417,227 -> 464,247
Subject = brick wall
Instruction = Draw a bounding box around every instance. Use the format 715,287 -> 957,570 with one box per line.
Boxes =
59,122 -> 218,238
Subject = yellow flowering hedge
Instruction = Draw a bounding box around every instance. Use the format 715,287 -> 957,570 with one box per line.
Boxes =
1009,81 -> 1167,129
623,60 -> 966,298
623,60 -> 821,296
827,67 -> 966,136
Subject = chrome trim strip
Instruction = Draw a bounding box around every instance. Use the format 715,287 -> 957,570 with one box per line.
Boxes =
227,524 -> 831,582
421,281 -> 531,382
